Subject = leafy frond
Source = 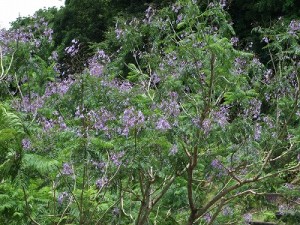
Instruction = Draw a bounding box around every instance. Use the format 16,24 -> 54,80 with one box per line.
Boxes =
23,154 -> 59,175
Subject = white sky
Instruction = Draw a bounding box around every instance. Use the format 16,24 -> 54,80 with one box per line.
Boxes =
0,0 -> 64,29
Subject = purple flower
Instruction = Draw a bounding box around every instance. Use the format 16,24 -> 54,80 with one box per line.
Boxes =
91,160 -> 106,171
122,108 -> 145,135
65,39 -> 80,57
156,117 -> 171,130
176,14 -> 183,23
254,123 -> 262,141
230,37 -> 239,46
252,57 -> 262,66
43,119 -> 54,131
58,116 -> 67,130
201,118 -> 212,134
143,6 -> 155,24
89,62 -> 103,77
151,73 -> 161,85
110,151 -> 125,166
87,50 -> 110,76
171,4 -> 182,13
91,108 -> 115,133
62,163 -> 73,175
169,144 -> 178,155
213,106 -> 229,128
243,213 -> 252,224
115,27 -> 124,39
234,57 -> 247,75
51,51 -> 58,61
223,206 -> 233,216
262,37 -> 269,43
159,92 -> 180,117
284,183 -> 295,190
96,177 -> 108,189
119,80 -> 132,92
57,192 -> 69,204
220,0 -> 226,8
112,207 -> 120,216
244,99 -> 261,119
203,213 -> 211,222
289,20 -> 300,34
263,116 -> 274,128
263,69 -> 273,84
22,138 -> 31,149
211,159 -> 223,170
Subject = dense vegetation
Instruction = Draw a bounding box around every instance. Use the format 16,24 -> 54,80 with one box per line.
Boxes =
1,0 -> 300,224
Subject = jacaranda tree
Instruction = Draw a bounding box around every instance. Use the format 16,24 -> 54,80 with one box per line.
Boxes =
1,0 -> 300,225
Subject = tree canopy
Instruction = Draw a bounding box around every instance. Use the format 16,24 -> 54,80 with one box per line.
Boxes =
1,0 -> 300,224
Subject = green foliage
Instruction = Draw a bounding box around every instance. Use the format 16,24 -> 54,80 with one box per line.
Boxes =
2,0 -> 300,224
0,104 -> 25,180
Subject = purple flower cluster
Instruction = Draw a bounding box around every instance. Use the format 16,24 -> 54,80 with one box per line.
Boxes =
122,108 -> 145,135
176,14 -> 183,24
115,24 -> 124,39
254,123 -> 262,141
57,116 -> 67,131
263,69 -> 273,84
96,177 -> 108,189
40,117 -> 55,131
62,163 -> 73,175
284,183 -> 295,190
212,106 -> 229,128
87,50 -> 110,76
211,159 -> 223,170
234,57 -> 247,75
289,20 -> 300,34
44,79 -> 74,97
222,206 -> 233,216
75,106 -> 84,119
22,138 -> 31,149
112,207 -> 120,216
143,6 -> 155,24
202,118 -> 212,134
203,213 -> 211,223
50,51 -> 59,61
65,39 -> 80,57
7,17 -> 53,47
278,204 -> 289,215
101,79 -> 132,92
220,0 -> 227,8
262,36 -> 269,43
37,114 -> 68,132
244,99 -> 261,119
243,213 -> 252,224
1,15 -> 53,58
15,95 -> 45,115
88,59 -> 103,77
230,37 -> 239,46
57,192 -> 70,204
87,108 -> 115,133
159,92 -> 180,117
91,160 -> 106,171
110,151 -> 125,166
0,29 -> 14,55
191,117 -> 212,134
252,57 -> 262,66
156,117 -> 171,131
14,78 -> 74,117
169,144 -> 178,155
150,73 -> 161,86
171,4 -> 182,13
